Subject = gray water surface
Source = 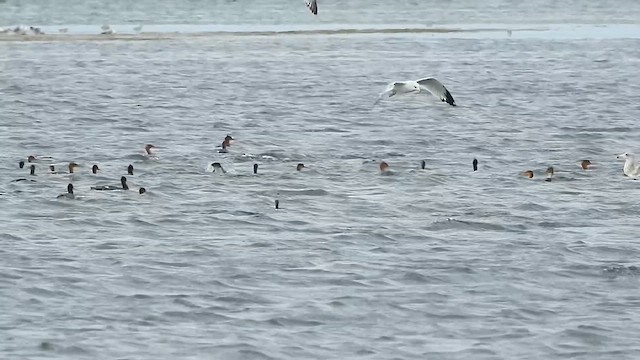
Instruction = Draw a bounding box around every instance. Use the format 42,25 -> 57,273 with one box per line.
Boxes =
1,1 -> 640,359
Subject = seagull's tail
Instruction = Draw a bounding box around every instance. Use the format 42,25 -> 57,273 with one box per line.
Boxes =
373,89 -> 394,107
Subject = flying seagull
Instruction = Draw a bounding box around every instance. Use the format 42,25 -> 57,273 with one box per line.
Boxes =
374,77 -> 456,106
305,0 -> 318,15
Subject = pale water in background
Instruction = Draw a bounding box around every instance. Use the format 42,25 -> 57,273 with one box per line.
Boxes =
1,1 -> 640,359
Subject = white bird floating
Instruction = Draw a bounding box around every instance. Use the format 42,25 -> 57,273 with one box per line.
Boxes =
305,0 -> 317,15
100,24 -> 115,35
374,77 -> 456,106
617,153 -> 640,179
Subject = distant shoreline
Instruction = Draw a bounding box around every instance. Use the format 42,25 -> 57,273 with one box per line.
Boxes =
1,24 -> 638,42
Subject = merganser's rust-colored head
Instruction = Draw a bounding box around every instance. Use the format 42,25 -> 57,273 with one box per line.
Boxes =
522,170 -> 534,179
379,161 -> 390,173
68,162 -> 79,173
581,160 -> 592,170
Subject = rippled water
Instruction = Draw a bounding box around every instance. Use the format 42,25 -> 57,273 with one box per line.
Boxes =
2,1 -> 640,359
2,0 -> 640,26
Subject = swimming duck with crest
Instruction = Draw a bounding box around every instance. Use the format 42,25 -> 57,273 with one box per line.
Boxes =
218,135 -> 234,153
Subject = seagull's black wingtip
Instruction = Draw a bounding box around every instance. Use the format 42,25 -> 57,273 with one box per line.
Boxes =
444,90 -> 456,106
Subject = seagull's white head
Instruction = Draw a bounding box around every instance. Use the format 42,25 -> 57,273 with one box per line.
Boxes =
411,82 -> 420,92
617,152 -> 634,160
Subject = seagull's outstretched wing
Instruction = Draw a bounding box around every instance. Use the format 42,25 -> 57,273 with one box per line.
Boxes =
305,0 -> 318,15
416,78 -> 456,106
374,84 -> 398,106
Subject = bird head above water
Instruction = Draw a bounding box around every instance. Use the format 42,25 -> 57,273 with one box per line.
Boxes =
297,163 -> 305,171
580,160 -> 592,170
57,183 -> 75,199
219,141 -> 228,153
219,136 -> 234,151
617,152 -> 634,160
128,164 -> 134,175
379,161 -> 390,173
92,164 -> 100,174
144,144 -> 157,155
522,170 -> 534,179
545,166 -> 554,182
211,162 -> 226,173
120,176 -> 129,190
68,162 -> 79,173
